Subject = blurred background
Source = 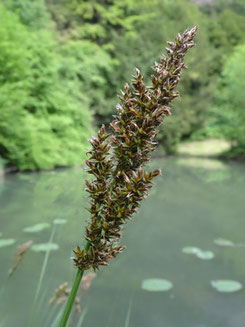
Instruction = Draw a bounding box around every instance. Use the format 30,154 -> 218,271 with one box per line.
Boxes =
1,1 -> 245,327
0,0 -> 245,172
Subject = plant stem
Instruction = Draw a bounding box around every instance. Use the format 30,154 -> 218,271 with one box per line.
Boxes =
59,268 -> 84,327
27,223 -> 57,327
59,241 -> 90,327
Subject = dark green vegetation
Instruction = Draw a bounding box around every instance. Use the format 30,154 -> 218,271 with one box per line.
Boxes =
0,0 -> 245,170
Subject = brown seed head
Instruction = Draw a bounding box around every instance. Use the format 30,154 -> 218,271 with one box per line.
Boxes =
73,26 -> 198,271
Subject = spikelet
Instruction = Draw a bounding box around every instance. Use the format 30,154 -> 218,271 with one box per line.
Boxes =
73,26 -> 198,271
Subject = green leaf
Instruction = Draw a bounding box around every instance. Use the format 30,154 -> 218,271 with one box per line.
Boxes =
0,238 -> 16,248
31,243 -> 59,252
77,307 -> 88,327
23,223 -> 50,233
182,247 -> 200,254
0,232 -> 2,237
214,238 -> 234,247
196,250 -> 214,260
53,219 -> 67,225
211,280 -> 242,293
182,247 -> 214,260
141,278 -> 173,292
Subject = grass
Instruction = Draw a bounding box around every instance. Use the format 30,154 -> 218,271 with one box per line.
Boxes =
77,307 -> 88,327
124,295 -> 133,327
27,223 -> 57,327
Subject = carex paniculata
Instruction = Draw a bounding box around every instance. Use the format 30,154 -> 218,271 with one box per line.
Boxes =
73,26 -> 198,271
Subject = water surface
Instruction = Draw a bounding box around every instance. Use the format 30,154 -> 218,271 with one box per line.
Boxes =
1,157 -> 245,327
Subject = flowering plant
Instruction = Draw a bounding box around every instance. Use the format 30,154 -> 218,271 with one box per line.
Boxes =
59,26 -> 198,327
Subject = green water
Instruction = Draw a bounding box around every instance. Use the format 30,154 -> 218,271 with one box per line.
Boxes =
1,157 -> 245,327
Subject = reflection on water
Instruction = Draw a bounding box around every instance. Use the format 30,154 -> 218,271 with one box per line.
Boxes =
0,158 -> 245,327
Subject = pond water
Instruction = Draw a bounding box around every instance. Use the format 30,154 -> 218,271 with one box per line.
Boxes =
1,157 -> 245,327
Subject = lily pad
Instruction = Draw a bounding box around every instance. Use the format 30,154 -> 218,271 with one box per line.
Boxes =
182,247 -> 201,254
214,238 -> 234,247
0,239 -> 16,248
141,278 -> 173,292
31,243 -> 59,252
211,280 -> 242,293
23,223 -> 50,233
196,250 -> 214,260
53,219 -> 67,225
182,247 -> 214,260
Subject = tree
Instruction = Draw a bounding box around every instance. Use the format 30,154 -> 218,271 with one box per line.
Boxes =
214,45 -> 245,155
0,5 -> 93,170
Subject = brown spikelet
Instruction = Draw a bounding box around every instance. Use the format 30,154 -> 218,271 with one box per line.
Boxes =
49,273 -> 97,315
73,26 -> 198,271
8,240 -> 33,277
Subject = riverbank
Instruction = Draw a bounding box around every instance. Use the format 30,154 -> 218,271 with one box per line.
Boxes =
0,138 -> 240,177
177,139 -> 232,158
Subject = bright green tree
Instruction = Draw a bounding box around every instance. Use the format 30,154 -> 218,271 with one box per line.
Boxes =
214,44 -> 245,155
102,0 -> 216,151
3,0 -> 49,29
0,5 -> 93,170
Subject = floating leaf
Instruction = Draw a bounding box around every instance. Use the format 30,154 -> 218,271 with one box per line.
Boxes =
23,223 -> 50,233
182,247 -> 214,260
0,239 -> 16,248
214,238 -> 234,247
211,280 -> 242,293
0,232 -> 2,237
182,247 -> 200,254
196,250 -> 214,260
53,219 -> 67,225
141,278 -> 173,292
31,243 -> 59,252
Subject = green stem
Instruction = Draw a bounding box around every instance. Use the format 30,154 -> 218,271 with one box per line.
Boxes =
59,268 -> 84,327
27,223 -> 57,327
59,241 -> 90,327
59,176 -> 115,327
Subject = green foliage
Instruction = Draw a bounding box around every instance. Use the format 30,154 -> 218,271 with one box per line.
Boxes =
1,0 -> 245,169
196,44 -> 245,155
48,0 -> 140,41
215,0 -> 245,15
207,9 -> 245,57
59,40 -> 115,119
37,0 -> 245,155
214,45 -> 245,154
0,156 -> 4,171
99,0 -> 216,151
3,0 -> 49,29
0,5 -> 93,170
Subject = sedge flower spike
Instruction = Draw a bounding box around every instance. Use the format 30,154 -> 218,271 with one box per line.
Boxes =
73,26 -> 198,271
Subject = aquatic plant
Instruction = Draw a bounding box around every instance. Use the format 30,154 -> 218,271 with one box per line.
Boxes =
8,240 -> 33,277
59,26 -> 198,327
50,273 -> 96,317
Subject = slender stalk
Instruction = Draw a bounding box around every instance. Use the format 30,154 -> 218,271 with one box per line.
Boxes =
77,306 -> 88,327
59,241 -> 90,327
124,295 -> 133,327
27,223 -> 57,327
59,268 -> 84,327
